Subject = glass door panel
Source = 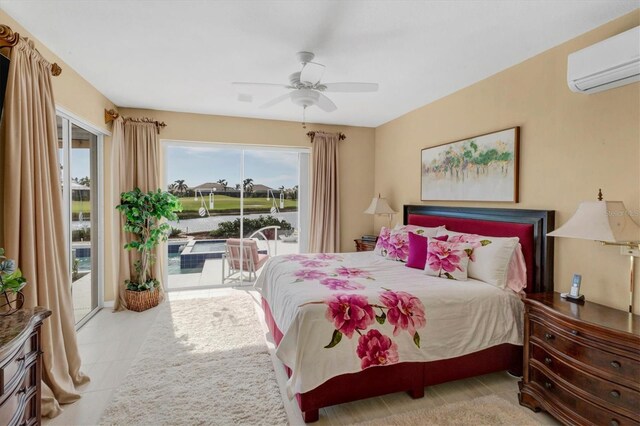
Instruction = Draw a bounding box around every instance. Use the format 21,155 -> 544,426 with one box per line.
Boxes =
70,123 -> 98,323
165,145 -> 242,289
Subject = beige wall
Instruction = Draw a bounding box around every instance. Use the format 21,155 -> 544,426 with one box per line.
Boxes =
374,11 -> 640,312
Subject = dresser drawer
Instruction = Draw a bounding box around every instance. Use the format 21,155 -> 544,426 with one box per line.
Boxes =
530,319 -> 639,388
530,366 -> 637,426
531,343 -> 640,417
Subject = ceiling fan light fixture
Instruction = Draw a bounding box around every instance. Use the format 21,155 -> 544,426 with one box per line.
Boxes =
291,89 -> 319,108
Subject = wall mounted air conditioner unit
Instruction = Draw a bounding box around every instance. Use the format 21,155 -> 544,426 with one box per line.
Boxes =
567,26 -> 640,94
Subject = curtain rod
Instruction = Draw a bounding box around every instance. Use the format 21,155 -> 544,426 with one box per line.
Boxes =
0,24 -> 62,76
306,131 -> 347,142
105,109 -> 167,133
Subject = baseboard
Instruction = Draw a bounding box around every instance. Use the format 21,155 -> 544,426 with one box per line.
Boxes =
103,300 -> 115,309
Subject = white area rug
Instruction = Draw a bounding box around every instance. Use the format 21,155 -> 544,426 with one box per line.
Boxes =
352,395 -> 540,425
100,291 -> 287,426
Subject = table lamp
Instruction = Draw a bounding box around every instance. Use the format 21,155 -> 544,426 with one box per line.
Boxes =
548,190 -> 640,313
364,194 -> 397,228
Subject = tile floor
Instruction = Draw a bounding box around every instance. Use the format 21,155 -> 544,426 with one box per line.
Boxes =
45,287 -> 560,425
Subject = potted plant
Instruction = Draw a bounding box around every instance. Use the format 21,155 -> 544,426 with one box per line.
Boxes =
0,248 -> 27,315
116,188 -> 182,312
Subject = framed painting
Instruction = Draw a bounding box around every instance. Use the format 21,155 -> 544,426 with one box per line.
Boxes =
421,127 -> 520,202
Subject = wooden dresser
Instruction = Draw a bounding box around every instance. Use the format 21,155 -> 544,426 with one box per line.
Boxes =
0,307 -> 51,426
519,292 -> 639,425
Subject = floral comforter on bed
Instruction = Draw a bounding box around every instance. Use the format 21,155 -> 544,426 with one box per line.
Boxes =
254,251 -> 523,397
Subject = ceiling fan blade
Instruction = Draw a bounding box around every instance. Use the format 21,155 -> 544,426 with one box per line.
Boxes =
322,82 -> 379,93
316,93 -> 337,112
260,93 -> 292,109
300,62 -> 325,85
232,82 -> 290,89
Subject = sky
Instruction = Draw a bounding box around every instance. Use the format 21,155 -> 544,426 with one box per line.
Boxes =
166,146 -> 299,189
66,146 -> 300,190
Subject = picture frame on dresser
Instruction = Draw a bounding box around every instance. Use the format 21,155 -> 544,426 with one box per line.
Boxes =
519,292 -> 640,426
421,127 -> 520,202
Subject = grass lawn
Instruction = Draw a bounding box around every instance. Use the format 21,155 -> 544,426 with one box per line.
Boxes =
176,195 -> 297,213
72,200 -> 92,214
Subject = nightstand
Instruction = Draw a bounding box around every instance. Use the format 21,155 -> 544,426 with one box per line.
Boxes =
354,239 -> 376,252
519,292 -> 640,426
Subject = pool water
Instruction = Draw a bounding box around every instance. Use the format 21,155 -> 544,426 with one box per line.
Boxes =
168,252 -> 203,275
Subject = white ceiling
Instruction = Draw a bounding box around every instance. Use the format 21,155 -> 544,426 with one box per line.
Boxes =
1,1 -> 637,127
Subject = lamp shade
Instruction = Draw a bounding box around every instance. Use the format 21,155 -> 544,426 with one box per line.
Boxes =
364,196 -> 396,215
548,201 -> 640,243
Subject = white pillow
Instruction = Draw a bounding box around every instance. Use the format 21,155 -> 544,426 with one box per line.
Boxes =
424,239 -> 472,281
436,229 -> 519,289
393,224 -> 444,238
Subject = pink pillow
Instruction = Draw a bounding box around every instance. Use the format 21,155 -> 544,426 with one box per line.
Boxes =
506,243 -> 527,293
406,233 -> 448,270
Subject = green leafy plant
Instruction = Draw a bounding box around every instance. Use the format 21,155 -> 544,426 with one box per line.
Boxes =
168,227 -> 183,238
209,215 -> 292,239
0,248 -> 27,293
116,188 -> 182,292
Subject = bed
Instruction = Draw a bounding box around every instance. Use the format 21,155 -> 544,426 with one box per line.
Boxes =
256,205 -> 555,422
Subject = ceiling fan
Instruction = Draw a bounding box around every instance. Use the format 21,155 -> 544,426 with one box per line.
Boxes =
232,51 -> 378,115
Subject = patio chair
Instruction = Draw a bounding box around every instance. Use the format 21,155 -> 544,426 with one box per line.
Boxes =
221,238 -> 269,283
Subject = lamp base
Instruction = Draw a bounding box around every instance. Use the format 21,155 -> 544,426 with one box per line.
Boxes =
561,292 -> 585,303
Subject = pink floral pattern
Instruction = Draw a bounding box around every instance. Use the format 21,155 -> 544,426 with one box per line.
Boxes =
356,329 -> 399,369
300,259 -> 330,268
448,234 -> 492,262
293,269 -> 328,282
379,290 -> 426,337
315,253 -> 343,261
386,233 -> 410,261
320,278 -> 365,291
425,240 -> 470,280
324,294 -> 375,338
335,266 -> 373,280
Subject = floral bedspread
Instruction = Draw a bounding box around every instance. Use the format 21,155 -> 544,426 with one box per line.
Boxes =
254,251 -> 523,398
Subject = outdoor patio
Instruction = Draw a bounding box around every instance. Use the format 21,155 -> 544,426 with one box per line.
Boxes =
167,239 -> 299,290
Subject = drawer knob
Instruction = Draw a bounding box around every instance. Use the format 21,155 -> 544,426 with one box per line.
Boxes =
16,355 -> 25,362
610,420 -> 620,426
544,382 -> 553,390
570,329 -> 578,336
610,361 -> 621,369
610,390 -> 620,399
544,357 -> 552,366
544,333 -> 554,341
17,387 -> 26,394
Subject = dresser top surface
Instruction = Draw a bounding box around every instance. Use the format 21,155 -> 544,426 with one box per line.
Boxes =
525,292 -> 640,337
0,307 -> 51,350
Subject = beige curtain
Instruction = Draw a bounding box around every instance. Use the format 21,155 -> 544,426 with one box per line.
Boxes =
309,132 -> 340,252
1,38 -> 89,417
113,120 -> 164,310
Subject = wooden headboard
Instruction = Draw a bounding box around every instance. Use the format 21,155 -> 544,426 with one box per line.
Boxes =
403,205 -> 555,293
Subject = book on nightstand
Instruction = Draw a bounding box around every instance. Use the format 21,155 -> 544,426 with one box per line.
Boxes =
361,235 -> 378,242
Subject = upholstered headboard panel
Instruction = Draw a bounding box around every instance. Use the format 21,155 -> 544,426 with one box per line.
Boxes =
404,205 -> 555,293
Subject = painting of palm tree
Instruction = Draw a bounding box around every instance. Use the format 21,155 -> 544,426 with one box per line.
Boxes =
421,127 -> 519,202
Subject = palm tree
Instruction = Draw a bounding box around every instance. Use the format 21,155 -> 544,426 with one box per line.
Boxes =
173,179 -> 188,195
216,179 -> 228,190
234,183 -> 241,191
167,183 -> 177,194
242,178 -> 254,194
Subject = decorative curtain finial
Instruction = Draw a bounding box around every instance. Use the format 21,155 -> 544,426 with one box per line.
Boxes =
597,188 -> 603,201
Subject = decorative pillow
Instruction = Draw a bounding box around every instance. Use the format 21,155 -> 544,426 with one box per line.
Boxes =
437,229 -> 519,288
406,233 -> 448,270
424,239 -> 472,280
506,243 -> 527,293
374,225 -> 445,262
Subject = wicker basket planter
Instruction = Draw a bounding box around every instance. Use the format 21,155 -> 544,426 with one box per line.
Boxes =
125,288 -> 160,312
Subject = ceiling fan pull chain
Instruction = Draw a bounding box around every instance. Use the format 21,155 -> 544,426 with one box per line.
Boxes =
302,105 -> 307,129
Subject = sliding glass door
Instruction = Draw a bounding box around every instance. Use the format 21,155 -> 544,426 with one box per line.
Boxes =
163,142 -> 309,290
57,113 -> 103,326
